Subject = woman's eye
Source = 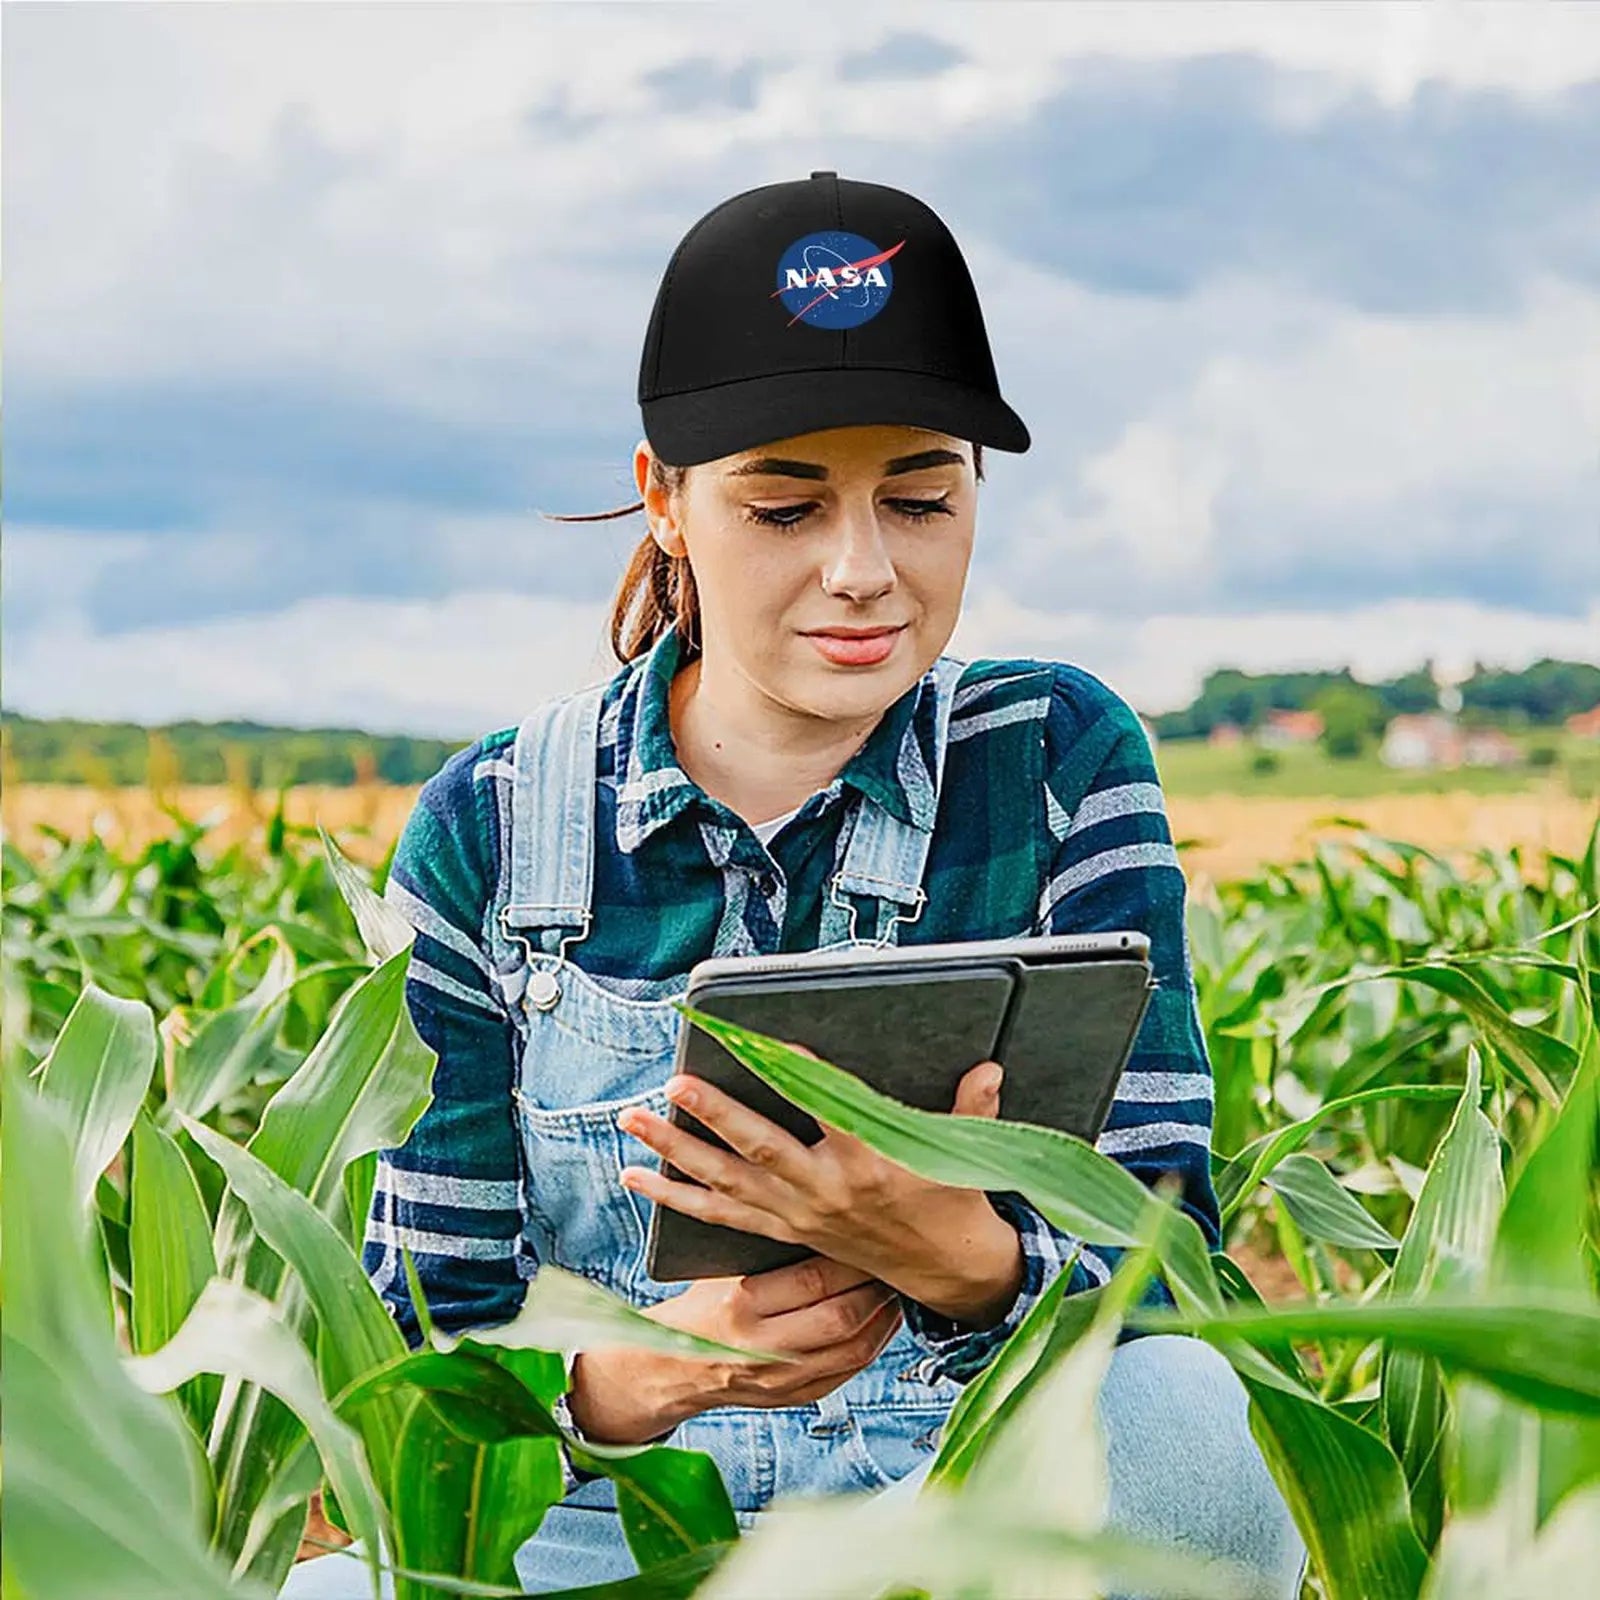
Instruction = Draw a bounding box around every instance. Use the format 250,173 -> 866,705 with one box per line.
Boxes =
745,503 -> 816,527
890,497 -> 954,522
744,497 -> 953,529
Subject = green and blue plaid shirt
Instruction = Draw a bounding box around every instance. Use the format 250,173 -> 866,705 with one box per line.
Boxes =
369,625 -> 1220,1383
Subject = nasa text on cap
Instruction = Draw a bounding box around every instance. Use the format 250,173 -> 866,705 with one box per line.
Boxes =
639,170 -> 1030,467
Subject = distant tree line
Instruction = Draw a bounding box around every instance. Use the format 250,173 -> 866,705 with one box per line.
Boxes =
3,656 -> 1596,785
0,712 -> 468,788
1149,658 -> 1600,741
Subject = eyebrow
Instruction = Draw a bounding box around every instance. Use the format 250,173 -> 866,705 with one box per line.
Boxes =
724,448 -> 966,481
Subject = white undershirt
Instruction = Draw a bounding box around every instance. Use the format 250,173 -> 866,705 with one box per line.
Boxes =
749,801 -> 804,845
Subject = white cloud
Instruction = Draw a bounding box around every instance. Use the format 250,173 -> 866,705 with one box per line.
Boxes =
10,1 -> 1599,398
7,583 -> 1594,736
951,586 -> 1600,714
2,591 -> 620,740
993,272 -> 1600,608
6,2 -> 1596,732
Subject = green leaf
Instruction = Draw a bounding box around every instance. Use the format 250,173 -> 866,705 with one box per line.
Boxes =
672,1005 -> 1332,1408
672,1005 -> 1224,1316
924,1251 -> 1081,1491
388,1395 -> 564,1600
1215,1084 -> 1462,1223
126,1277 -> 388,1598
440,1261 -> 788,1366
344,1343 -> 738,1591
236,945 -> 434,1225
1136,1298 -> 1600,1416
695,1485 -> 1262,1600
129,1112 -> 220,1436
1268,960 -> 1574,1106
34,981 -> 158,1205
167,930 -> 297,1121
4,1065 -> 260,1600
1245,1378 -> 1429,1600
1382,1048 -> 1503,1546
1461,1019 -> 1600,1537
320,824 -> 417,963
1265,1153 -> 1400,1251
205,945 -> 434,1569
183,1118 -> 411,1493
963,1212 -> 1170,1545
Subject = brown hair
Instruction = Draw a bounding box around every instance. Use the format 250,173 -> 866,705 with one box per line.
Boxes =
538,442 -> 985,665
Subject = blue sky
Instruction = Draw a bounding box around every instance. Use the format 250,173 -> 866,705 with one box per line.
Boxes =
5,1 -> 1598,736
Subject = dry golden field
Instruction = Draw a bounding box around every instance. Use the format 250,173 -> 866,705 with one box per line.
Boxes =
3,781 -> 1594,889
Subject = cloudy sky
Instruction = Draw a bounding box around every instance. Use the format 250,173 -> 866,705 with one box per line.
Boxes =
5,1 -> 1598,736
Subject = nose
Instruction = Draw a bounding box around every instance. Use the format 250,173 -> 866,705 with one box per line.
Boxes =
820,501 -> 897,602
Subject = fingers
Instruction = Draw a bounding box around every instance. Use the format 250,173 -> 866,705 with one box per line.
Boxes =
738,1253 -> 878,1317
952,1059 -> 1004,1118
662,1075 -> 814,1181
621,1161 -> 800,1242
774,1297 -> 904,1392
618,1102 -> 775,1206
756,1279 -> 898,1355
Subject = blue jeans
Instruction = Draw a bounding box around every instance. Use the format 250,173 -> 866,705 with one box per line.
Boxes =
280,1333 -> 1307,1598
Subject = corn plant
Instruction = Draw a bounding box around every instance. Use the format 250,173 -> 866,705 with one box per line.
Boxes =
4,812 -> 1596,1598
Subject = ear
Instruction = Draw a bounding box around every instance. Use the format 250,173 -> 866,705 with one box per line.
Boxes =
636,442 -> 689,559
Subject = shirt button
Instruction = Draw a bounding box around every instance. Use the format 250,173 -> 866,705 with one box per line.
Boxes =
756,873 -> 777,896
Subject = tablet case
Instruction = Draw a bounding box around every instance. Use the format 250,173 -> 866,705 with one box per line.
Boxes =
642,955 -> 1156,1281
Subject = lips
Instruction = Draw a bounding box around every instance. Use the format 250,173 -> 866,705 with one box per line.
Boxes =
804,625 -> 905,665
804,625 -> 906,639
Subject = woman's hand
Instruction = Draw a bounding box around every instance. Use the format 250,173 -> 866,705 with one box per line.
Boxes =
565,1254 -> 904,1444
617,1055 -> 1024,1328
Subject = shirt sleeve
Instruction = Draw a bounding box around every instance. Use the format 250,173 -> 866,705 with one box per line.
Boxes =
361,741 -> 602,1496
897,668 -> 1220,1383
361,739 -> 534,1344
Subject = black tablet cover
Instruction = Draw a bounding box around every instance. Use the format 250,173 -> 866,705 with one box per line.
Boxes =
642,955 -> 1155,1282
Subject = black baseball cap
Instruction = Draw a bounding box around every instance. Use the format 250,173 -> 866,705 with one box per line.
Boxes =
637,170 -> 1031,467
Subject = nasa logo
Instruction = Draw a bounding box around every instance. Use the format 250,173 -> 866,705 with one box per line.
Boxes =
773,230 -> 903,330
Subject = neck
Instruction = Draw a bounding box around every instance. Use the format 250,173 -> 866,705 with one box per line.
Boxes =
668,650 -> 881,824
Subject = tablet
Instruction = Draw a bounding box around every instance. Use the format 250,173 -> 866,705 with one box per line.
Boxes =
641,930 -> 1156,1282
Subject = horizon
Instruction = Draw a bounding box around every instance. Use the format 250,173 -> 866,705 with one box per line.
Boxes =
4,650 -> 1592,746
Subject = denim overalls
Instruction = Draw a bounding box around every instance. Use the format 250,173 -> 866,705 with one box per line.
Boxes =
492,656 -> 972,1525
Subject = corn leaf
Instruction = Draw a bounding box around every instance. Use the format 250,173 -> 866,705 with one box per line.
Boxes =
439,1259 -> 793,1366
1265,1152 -> 1401,1251
320,823 -> 417,964
1245,1378 -> 1429,1600
345,1343 -> 738,1592
924,1249 -> 1083,1490
183,1118 -> 411,1498
5,1069 -> 259,1600
1136,1299 -> 1600,1416
127,1277 -> 388,1598
34,981 -> 157,1205
167,930 -> 297,1121
1382,1048 -> 1503,1547
1215,1083 -> 1461,1222
129,1111 -> 220,1436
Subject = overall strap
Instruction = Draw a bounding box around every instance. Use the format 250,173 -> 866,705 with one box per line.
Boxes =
501,680 -> 606,962
821,654 -> 969,947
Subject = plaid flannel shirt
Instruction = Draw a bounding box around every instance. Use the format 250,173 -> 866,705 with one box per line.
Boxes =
366,627 -> 1220,1418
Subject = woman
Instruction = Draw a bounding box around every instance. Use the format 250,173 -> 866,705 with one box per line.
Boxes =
286,172 -> 1304,1598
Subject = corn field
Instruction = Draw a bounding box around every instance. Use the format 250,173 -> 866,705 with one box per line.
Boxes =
4,802 -> 1597,1599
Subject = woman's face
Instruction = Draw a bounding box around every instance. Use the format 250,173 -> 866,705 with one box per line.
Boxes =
635,423 -> 977,723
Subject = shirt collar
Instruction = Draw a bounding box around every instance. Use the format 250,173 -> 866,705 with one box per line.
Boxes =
612,625 -> 941,855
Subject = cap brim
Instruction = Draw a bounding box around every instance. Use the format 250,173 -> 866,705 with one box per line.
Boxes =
640,366 -> 1030,466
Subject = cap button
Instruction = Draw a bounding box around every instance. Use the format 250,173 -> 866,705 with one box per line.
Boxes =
810,170 -> 836,180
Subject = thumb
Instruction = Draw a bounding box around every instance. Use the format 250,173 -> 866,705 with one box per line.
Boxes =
953,1059 -> 1004,1118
